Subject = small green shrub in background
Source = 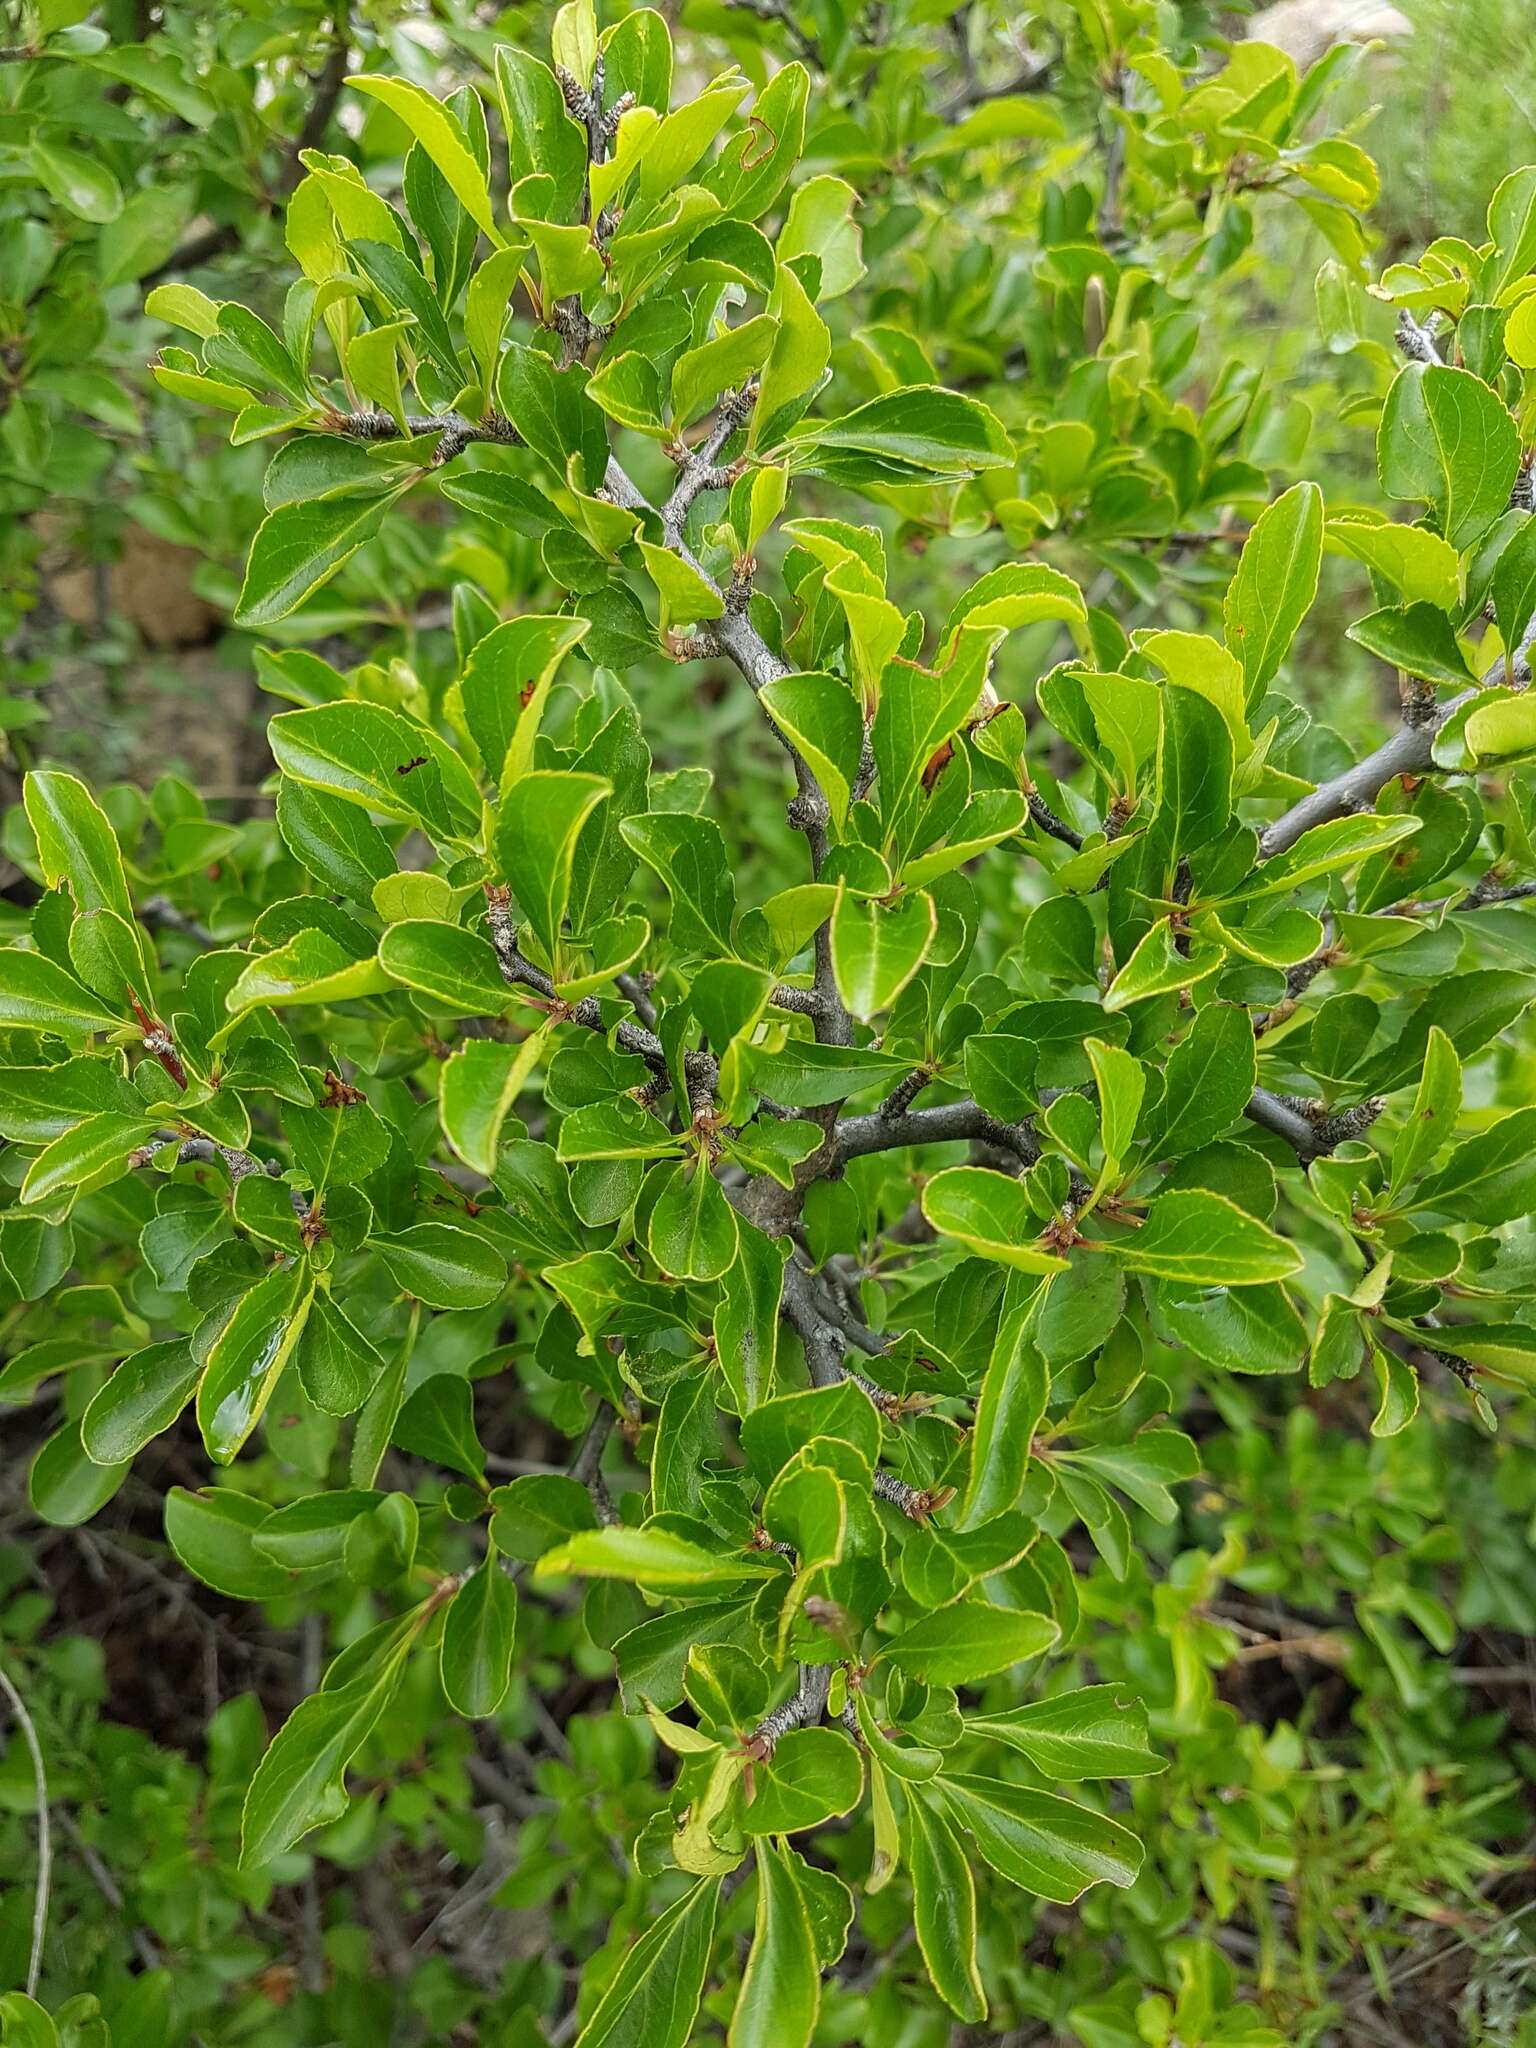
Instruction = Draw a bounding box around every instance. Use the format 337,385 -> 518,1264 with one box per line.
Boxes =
4,3 -> 1536,2044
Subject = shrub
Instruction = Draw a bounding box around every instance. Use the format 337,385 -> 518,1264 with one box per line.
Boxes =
4,3 -> 1536,2043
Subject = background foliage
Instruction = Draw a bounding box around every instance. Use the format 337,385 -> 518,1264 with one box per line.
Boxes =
3,3 -> 1536,2046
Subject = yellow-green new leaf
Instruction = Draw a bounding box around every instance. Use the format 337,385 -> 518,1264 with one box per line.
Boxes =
349,76 -> 501,242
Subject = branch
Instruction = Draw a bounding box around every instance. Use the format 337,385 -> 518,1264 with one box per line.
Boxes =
129,1131 -> 317,1217
1027,790 -> 1084,850
833,1098 -> 1042,1167
0,1656 -> 52,1997
1256,692 -> 1474,860
1452,874 -> 1536,911
482,886 -> 714,1087
568,1403 -> 620,1526
1395,310 -> 1445,366
721,0 -> 823,69
54,1810 -> 161,1975
602,451 -> 854,1057
1258,586 -> 1536,861
1243,1086 -> 1341,1161
938,49 -> 1056,123
140,894 -> 215,947
779,1260 -> 852,1389
746,1662 -> 832,1758
662,382 -> 756,527
333,406 -> 523,465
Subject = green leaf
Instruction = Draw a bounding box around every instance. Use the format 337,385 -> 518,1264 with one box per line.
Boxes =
1371,1344 -> 1420,1437
497,771 -> 613,965
440,1031 -> 546,1174
1059,1430 -> 1200,1522
639,541 -> 724,632
299,1297 -> 385,1418
1106,1190 -> 1302,1286
829,890 -> 936,1021
1377,362 -> 1519,552
1387,1024 -> 1460,1201
455,615 -> 590,787
145,282 -> 222,339
241,1655 -> 409,1868
225,930 -> 395,1017
371,1224 -> 506,1310
1458,692 -> 1536,768
32,138 -> 123,223
965,1685 -> 1163,1779
235,490 -> 407,628
746,1039 -> 913,1107
673,312 -> 778,432
1355,970 -> 1534,1095
743,1727 -> 863,1833
536,1524 -> 777,1589
759,672 -> 863,832
196,1264 -> 316,1464
1085,1036 -> 1143,1173
574,1878 -> 723,2048
277,780 -> 396,900
880,1600 -> 1059,1685
790,385 -> 1011,481
23,769 -> 136,925
715,1217 -> 786,1413
379,920 -> 515,1014
394,1373 -> 487,1481
646,1160 -> 740,1282
1405,1104 -> 1536,1224
779,175 -> 864,300
1102,923 -> 1227,1013
29,1418 -> 128,1527
921,1167 -> 1070,1275
1485,164 -> 1536,297
1229,814 -> 1421,906
19,1110 -> 155,1209
164,1486 -> 288,1599
495,47 -> 588,223
908,1787 -> 986,2023
441,1548 -> 519,1715
753,260 -> 830,448
0,948 -> 123,1041
1346,603 -> 1478,687
959,1279 -> 1048,1528
620,812 -> 737,957
1493,517 -> 1536,667
349,1319 -> 413,1489
1324,514 -> 1460,612
81,1340 -> 200,1465
559,1100 -> 684,1163
1157,684 -> 1232,856
0,1995 -> 59,2048
728,1839 -> 822,2048
269,701 -> 481,842
1139,1005 -> 1256,1160
1410,1322 -> 1536,1384
1224,480 -> 1323,708
939,1774 -> 1143,1903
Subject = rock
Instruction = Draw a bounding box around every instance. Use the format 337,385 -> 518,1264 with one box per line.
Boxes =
1244,0 -> 1412,70
35,512 -> 220,649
